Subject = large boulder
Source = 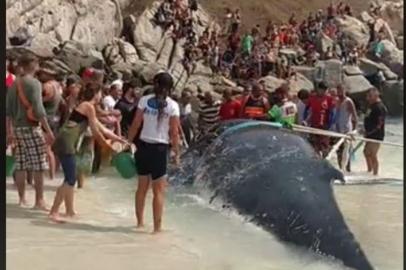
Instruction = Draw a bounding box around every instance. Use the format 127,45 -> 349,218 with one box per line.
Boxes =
103,38 -> 139,66
379,1 -> 404,36
259,75 -> 286,93
315,59 -> 344,87
287,73 -> 314,94
344,74 -> 373,111
292,66 -> 316,82
381,79 -> 404,116
334,15 -> 370,47
380,39 -> 404,78
132,1 -> 216,67
132,1 -> 166,62
53,41 -> 105,74
344,74 -> 373,95
358,58 -> 398,80
315,32 -> 334,54
6,0 -> 123,52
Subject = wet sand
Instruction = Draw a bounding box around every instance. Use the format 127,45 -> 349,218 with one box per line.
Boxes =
6,178 -> 200,270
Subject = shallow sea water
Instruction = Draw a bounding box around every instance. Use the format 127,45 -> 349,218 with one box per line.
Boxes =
6,119 -> 403,270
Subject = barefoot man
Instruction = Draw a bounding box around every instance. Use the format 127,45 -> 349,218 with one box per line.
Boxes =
6,55 -> 55,210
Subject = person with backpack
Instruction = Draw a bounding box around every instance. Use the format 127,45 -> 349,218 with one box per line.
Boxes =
6,55 -> 55,210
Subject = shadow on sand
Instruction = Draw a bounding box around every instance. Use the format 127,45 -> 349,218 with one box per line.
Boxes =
30,219 -> 149,235
6,183 -> 59,192
6,204 -> 48,219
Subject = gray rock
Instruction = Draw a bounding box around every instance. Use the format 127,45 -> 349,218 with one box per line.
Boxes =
6,0 -> 123,51
138,62 -> 167,84
343,65 -> 363,76
279,48 -> 298,58
288,73 -> 314,94
315,32 -> 334,54
258,75 -> 286,93
379,1 -> 404,36
358,57 -> 398,80
380,39 -> 404,78
359,11 -> 374,24
54,40 -> 104,74
343,74 -> 373,94
396,36 -> 403,50
184,74 -> 214,95
132,2 -> 166,62
334,15 -> 370,47
103,38 -> 139,66
292,66 -> 315,82
316,59 -> 344,87
382,79 -> 404,116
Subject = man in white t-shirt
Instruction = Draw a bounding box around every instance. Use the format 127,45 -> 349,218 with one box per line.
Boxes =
127,72 -> 181,234
103,79 -> 123,111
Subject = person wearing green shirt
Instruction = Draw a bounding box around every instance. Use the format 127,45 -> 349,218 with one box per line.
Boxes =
268,87 -> 297,128
6,55 -> 55,210
242,28 -> 258,56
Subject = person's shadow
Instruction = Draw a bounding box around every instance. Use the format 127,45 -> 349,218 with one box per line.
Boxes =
30,219 -> 148,235
7,202 -> 148,235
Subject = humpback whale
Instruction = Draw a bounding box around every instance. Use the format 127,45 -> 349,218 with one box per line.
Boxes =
171,120 -> 374,270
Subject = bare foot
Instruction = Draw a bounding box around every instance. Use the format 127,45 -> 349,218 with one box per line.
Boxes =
33,203 -> 49,212
48,213 -> 66,224
61,212 -> 77,219
152,228 -> 162,234
18,199 -> 28,207
136,223 -> 145,229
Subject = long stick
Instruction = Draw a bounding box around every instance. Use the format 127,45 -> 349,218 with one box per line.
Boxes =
325,137 -> 346,161
292,124 -> 403,148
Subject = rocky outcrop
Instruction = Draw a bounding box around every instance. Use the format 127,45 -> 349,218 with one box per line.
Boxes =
380,39 -> 404,78
53,41 -> 105,74
334,15 -> 370,47
315,59 -> 344,87
381,79 -> 404,116
379,0 -> 404,36
6,0 -> 123,51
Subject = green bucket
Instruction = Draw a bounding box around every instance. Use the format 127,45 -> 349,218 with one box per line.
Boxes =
111,151 -> 137,179
6,154 -> 15,177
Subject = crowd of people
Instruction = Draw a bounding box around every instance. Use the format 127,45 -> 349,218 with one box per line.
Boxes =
5,1 -> 390,233
153,0 -> 391,84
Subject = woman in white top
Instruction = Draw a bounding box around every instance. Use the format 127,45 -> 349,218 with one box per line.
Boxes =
128,72 -> 180,233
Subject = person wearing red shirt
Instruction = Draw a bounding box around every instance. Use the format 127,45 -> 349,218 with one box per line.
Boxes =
6,59 -> 16,89
219,89 -> 241,121
306,82 -> 335,157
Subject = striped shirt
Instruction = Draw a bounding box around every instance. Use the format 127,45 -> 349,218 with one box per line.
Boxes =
199,100 -> 221,127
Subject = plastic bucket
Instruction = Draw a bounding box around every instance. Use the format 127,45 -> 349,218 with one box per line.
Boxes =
6,154 -> 15,176
111,151 -> 137,179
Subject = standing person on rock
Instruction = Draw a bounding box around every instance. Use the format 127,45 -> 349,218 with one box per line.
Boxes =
363,88 -> 387,176
6,55 -> 55,209
127,72 -> 181,233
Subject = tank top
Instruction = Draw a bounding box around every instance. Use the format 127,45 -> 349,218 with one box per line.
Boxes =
53,110 -> 89,155
335,97 -> 353,133
43,81 -> 62,116
243,96 -> 266,119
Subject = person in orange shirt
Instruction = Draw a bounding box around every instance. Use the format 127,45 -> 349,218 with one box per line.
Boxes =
239,82 -> 270,120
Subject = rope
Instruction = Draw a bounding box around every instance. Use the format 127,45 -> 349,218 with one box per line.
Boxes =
291,124 -> 403,148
